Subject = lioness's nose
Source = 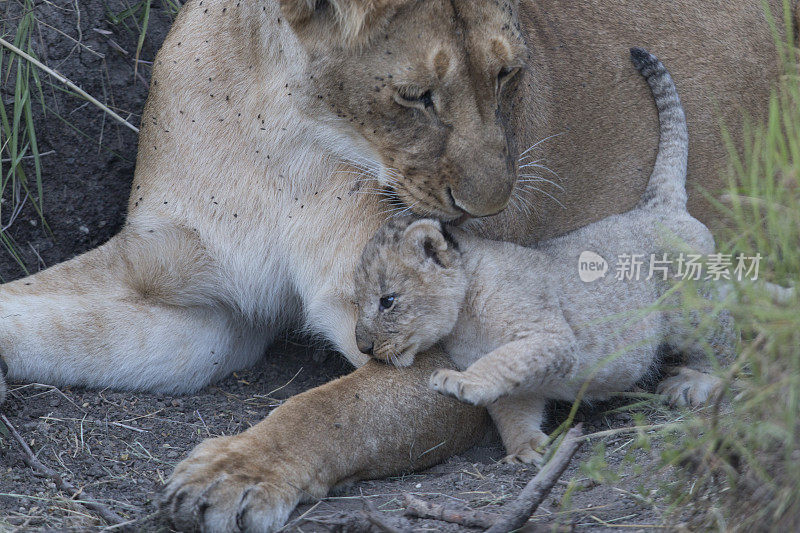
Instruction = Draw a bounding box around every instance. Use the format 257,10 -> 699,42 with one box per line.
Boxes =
448,131 -> 515,217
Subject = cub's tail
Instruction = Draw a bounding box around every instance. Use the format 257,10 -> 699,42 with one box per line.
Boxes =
630,47 -> 688,210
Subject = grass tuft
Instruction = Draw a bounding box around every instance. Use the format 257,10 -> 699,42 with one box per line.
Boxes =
652,4 -> 800,529
0,0 -> 50,276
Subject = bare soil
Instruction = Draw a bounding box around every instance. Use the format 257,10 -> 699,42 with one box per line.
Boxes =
2,338 -> 673,531
1,2 -> 680,531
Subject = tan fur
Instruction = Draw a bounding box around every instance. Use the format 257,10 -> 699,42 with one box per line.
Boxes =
0,0 -> 794,530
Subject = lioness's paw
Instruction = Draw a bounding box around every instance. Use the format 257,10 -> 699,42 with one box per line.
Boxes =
161,436 -> 297,532
429,369 -> 500,406
657,367 -> 723,407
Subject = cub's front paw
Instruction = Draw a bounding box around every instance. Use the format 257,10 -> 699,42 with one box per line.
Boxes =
429,369 -> 501,406
657,366 -> 723,407
161,436 -> 298,532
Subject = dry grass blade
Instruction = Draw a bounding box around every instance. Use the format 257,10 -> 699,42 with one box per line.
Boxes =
0,413 -> 126,527
0,37 -> 139,133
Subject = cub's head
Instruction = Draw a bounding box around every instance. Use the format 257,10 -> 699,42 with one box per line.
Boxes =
353,217 -> 467,366
279,0 -> 527,219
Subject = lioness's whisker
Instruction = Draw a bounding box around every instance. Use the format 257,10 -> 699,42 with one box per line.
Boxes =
518,176 -> 565,191
518,184 -> 566,209
519,162 -> 560,179
510,191 -> 537,218
518,132 -> 565,159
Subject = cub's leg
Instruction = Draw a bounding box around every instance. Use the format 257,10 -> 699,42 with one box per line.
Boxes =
430,327 -> 577,406
162,349 -> 488,532
488,393 -> 548,465
657,366 -> 724,407
0,225 -> 268,394
657,301 -> 736,407
659,281 -> 795,407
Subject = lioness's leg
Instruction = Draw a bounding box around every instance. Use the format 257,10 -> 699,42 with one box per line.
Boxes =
0,228 -> 267,394
163,349 -> 488,532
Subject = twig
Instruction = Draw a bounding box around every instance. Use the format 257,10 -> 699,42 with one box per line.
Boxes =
1,414 -> 126,526
404,494 -> 498,528
401,425 -> 584,532
305,512 -> 408,533
303,497 -> 410,533
363,498 -> 408,533
485,424 -> 584,533
0,37 -> 139,133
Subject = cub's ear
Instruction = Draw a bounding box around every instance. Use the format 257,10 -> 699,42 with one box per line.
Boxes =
402,219 -> 456,268
278,0 -> 404,46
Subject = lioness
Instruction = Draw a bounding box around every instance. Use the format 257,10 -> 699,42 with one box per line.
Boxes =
0,0 -> 792,531
353,48 -> 724,464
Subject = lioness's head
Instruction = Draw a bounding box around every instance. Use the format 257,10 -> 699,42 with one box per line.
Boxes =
353,217 -> 467,366
279,0 -> 527,219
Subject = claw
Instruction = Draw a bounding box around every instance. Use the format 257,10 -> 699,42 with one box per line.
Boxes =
657,367 -> 723,407
235,487 -> 255,531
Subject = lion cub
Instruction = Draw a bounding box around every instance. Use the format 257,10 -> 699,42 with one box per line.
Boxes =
352,49 -> 725,463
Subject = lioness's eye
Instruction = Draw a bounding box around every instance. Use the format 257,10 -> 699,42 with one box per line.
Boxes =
394,88 -> 434,111
497,67 -> 521,91
379,294 -> 396,311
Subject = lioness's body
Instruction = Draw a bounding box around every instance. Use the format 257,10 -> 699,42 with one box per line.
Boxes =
0,0 -> 791,530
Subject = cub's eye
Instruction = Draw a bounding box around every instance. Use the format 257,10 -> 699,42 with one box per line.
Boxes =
497,66 -> 521,91
394,88 -> 434,111
379,294 -> 396,311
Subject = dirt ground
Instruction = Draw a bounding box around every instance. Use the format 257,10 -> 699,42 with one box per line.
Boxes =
1,336 -> 678,532
1,2 -> 687,531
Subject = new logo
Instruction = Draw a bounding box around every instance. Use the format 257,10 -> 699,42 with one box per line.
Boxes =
578,251 -> 608,282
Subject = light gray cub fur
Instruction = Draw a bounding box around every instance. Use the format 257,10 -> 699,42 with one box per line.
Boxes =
353,49 -> 725,463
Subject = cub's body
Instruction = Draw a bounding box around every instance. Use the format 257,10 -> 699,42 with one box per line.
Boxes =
354,50 -> 724,463
445,207 -> 713,402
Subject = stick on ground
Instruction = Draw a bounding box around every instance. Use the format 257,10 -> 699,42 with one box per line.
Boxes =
404,493 -> 499,528
485,424 -> 584,533
1,413 -> 126,526
402,424 -> 584,532
302,497 -> 411,533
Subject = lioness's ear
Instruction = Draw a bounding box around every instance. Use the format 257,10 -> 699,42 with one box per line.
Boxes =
402,219 -> 454,268
278,0 -> 403,46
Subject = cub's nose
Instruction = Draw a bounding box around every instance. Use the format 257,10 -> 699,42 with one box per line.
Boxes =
356,338 -> 374,356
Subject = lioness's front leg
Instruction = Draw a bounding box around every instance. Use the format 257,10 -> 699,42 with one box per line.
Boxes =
163,349 -> 488,532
